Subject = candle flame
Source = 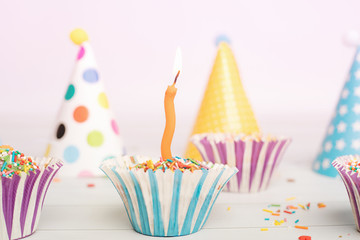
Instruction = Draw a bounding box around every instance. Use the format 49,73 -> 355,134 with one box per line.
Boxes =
172,47 -> 182,84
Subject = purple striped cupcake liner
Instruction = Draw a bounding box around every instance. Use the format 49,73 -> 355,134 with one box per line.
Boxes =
333,155 -> 360,232
191,133 -> 291,193
100,155 -> 238,237
0,157 -> 63,240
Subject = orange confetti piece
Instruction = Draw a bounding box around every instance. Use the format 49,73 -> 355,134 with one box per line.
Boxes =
53,178 -> 61,183
288,205 -> 298,210
317,203 -> 326,208
295,225 -> 309,230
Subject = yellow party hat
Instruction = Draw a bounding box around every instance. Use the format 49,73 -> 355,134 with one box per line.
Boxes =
185,41 -> 260,159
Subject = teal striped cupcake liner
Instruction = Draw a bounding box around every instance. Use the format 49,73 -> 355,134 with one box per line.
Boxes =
100,155 -> 237,237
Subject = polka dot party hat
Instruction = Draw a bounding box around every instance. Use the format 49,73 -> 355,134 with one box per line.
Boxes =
314,46 -> 360,177
45,29 -> 124,177
184,39 -> 260,160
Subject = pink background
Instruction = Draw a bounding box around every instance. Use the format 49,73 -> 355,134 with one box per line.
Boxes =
1,0 -> 359,162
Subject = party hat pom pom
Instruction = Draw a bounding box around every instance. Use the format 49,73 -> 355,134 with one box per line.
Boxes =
70,28 -> 89,45
215,34 -> 231,46
343,30 -> 360,47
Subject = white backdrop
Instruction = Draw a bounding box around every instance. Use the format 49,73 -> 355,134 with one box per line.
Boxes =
0,0 -> 359,163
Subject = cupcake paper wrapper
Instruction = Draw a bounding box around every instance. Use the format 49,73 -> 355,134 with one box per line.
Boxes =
333,156 -> 360,231
100,156 -> 237,237
0,158 -> 63,240
191,134 -> 291,193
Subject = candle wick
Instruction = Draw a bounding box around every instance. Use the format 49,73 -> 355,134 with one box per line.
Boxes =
173,70 -> 180,85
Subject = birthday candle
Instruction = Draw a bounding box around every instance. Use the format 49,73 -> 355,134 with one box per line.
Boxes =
161,48 -> 182,160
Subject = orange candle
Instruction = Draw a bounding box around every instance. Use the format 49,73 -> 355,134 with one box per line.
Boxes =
161,48 -> 182,160
161,73 -> 179,160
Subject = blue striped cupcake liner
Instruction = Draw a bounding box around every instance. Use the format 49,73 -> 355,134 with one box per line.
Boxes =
191,133 -> 291,193
100,156 -> 237,237
0,157 -> 63,240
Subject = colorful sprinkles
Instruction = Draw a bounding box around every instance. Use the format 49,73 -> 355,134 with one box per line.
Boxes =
261,199 -> 327,233
345,157 -> 360,173
0,146 -> 39,178
132,156 -> 210,172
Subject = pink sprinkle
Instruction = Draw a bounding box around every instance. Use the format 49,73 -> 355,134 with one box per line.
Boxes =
77,46 -> 85,60
78,170 -> 94,178
111,119 -> 119,135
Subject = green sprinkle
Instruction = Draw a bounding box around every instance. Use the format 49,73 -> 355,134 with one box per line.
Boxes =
270,204 -> 281,207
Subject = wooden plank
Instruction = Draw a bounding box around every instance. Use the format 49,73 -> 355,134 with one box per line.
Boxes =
44,166 -> 349,207
37,200 -> 355,230
27,226 -> 359,240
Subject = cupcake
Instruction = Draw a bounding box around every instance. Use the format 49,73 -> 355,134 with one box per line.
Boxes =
0,146 -> 63,240
100,155 -> 237,237
191,133 -> 291,193
333,155 -> 360,231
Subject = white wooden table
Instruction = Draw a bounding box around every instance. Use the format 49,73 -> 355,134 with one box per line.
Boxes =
23,163 -> 359,240
1,114 -> 359,239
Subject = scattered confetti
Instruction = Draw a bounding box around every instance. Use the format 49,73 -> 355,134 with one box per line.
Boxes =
298,204 -> 306,210
287,178 -> 295,182
53,177 -> 61,182
262,201 -> 323,233
269,204 -> 281,207
317,203 -> 326,208
274,219 -> 285,226
261,199 -> 329,235
227,207 -> 231,211
263,209 -> 273,213
298,236 -> 311,240
260,228 -> 268,231
87,183 -> 95,188
295,225 -> 309,230
288,205 -> 298,210
286,197 -> 296,201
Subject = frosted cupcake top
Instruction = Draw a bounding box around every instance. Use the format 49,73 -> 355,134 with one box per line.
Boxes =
100,155 -> 229,173
341,155 -> 360,173
132,156 -> 209,172
0,146 -> 39,178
